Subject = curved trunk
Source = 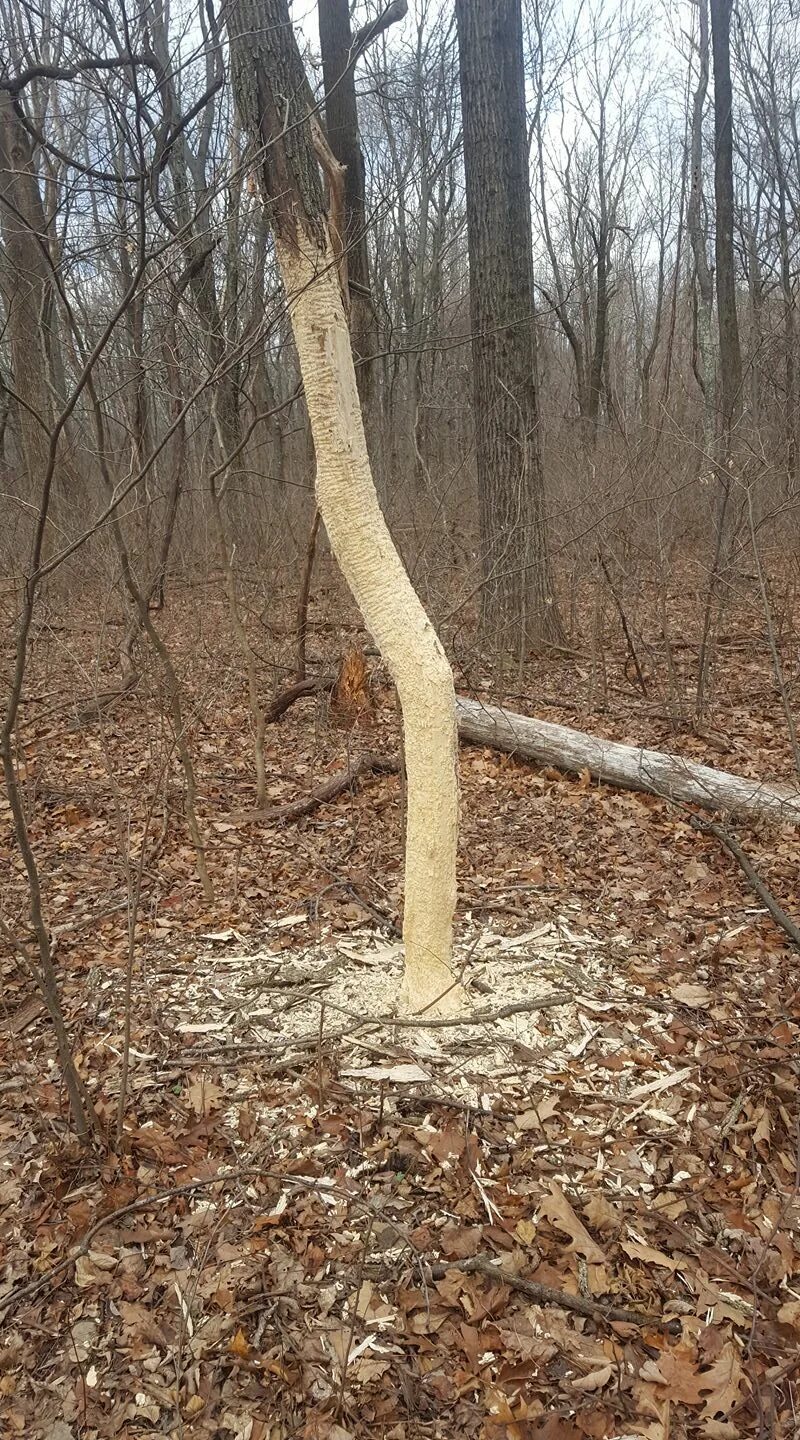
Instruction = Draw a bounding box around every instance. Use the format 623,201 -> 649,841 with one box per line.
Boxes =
227,0 -> 461,1014
280,237 -> 460,1013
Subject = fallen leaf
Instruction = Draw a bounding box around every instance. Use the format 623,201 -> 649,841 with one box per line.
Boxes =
539,1182 -> 607,1263
622,1240 -> 679,1270
571,1364 -> 612,1392
186,1074 -> 223,1117
583,1194 -> 621,1233
670,983 -> 713,1008
228,1328 -> 250,1360
699,1343 -> 743,1418
777,1300 -> 800,1330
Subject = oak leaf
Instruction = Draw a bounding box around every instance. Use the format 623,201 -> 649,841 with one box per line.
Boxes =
539,1182 -> 607,1263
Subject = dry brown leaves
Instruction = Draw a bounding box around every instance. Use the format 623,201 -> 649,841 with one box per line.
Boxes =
1,578 -> 799,1438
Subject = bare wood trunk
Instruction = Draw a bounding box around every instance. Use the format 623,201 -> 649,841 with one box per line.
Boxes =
227,0 -> 461,1014
281,242 -> 460,1012
456,697 -> 800,822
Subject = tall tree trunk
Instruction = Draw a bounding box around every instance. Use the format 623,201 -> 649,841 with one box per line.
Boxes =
696,0 -> 742,720
688,0 -> 717,471
710,0 -> 742,442
455,0 -> 561,648
318,0 -> 377,406
0,92 -> 54,494
226,0 -> 461,1015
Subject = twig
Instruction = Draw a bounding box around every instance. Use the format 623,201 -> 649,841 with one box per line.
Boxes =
335,1212 -> 376,1418
231,752 -> 398,824
597,548 -> 649,697
419,1255 -> 680,1332
0,1168 -> 352,1321
294,507 -> 321,681
319,992 -> 572,1029
689,814 -> 800,952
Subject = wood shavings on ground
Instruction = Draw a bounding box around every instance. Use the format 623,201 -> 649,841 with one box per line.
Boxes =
3,901 -> 798,1438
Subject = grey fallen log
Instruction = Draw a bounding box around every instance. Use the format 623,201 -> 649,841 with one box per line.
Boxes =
455,696 -> 800,823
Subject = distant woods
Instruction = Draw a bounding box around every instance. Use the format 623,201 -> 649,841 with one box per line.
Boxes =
0,0 -> 798,642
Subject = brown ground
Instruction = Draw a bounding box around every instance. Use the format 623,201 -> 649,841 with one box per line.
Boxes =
1,562 -> 798,1439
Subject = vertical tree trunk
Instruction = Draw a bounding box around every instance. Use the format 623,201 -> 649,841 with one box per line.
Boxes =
455,0 -> 561,648
318,0 -> 376,406
688,0 -> 717,470
696,0 -> 742,720
0,92 -> 54,493
227,0 -> 461,1015
710,0 -> 742,441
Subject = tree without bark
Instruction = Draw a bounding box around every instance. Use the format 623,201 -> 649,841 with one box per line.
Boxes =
225,0 -> 462,1015
455,696 -> 800,822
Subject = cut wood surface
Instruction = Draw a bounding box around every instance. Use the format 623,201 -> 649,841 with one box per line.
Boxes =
456,696 -> 800,822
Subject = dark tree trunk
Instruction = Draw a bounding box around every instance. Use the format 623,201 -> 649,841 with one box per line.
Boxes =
318,0 -> 376,405
455,0 -> 561,648
709,0 -> 742,441
688,0 -> 716,467
587,233 -> 610,429
0,92 -> 55,492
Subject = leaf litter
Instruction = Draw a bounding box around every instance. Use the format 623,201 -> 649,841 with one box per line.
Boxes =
1,587 -> 800,1438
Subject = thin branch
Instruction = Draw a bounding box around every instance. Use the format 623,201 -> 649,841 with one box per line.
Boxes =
419,1255 -> 681,1333
689,814 -> 800,952
1,54 -> 153,93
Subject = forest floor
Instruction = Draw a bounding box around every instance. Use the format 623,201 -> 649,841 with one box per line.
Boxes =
1,561 -> 799,1439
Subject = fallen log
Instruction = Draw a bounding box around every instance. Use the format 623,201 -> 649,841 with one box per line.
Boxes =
455,696 -> 800,823
264,673 -> 334,724
230,752 -> 399,824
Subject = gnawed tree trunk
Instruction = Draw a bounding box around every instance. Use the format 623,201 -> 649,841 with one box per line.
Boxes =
227,0 -> 461,1015
456,698 -> 800,822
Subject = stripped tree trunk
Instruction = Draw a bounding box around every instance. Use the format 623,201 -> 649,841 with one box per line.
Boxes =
226,0 -> 461,1014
